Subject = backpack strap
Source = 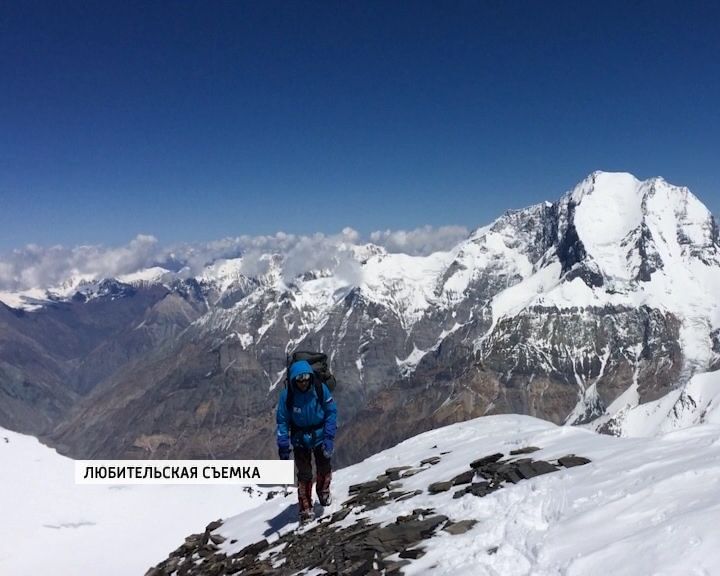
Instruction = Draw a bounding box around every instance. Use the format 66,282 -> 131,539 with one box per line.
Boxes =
286,384 -> 294,418
285,353 -> 297,432
315,379 -> 327,415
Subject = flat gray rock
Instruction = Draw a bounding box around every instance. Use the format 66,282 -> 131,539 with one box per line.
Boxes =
451,470 -> 475,485
558,455 -> 592,468
428,481 -> 453,494
443,519 -> 478,535
420,456 -> 441,466
510,446 -> 541,455
470,453 -> 504,468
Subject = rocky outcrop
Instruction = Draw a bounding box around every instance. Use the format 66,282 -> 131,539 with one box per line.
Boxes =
145,449 -> 590,576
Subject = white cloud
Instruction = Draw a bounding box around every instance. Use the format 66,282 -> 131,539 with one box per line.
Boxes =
0,225 -> 468,291
0,235 -> 162,291
369,225 -> 469,255
279,232 -> 361,284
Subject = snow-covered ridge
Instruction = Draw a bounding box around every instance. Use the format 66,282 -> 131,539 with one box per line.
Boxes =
117,266 -> 170,285
154,412 -> 720,576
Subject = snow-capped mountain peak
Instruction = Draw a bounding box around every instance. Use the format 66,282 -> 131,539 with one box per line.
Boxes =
2,172 -> 718,450
561,171 -> 718,282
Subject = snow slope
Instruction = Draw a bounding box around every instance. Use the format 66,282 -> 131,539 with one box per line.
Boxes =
208,413 -> 720,576
589,369 -> 720,437
0,427 -> 266,576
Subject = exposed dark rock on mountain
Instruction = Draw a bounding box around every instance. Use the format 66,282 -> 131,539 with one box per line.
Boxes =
144,450 -> 590,576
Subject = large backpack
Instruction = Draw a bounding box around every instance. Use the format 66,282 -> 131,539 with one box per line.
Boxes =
285,350 -> 336,418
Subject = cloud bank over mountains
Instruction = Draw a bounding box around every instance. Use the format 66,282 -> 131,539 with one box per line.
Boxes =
0,225 -> 470,291
369,225 -> 470,255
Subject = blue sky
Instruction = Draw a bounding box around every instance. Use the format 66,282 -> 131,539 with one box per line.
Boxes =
1,1 -> 719,251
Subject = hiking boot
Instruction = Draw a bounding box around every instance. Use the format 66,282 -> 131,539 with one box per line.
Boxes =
298,480 -> 313,521
316,472 -> 332,507
299,508 -> 314,524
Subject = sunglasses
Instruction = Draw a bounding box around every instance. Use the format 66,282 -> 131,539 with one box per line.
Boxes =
296,373 -> 311,383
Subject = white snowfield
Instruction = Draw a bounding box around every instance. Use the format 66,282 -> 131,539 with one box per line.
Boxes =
0,427 -> 266,576
215,407 -> 720,576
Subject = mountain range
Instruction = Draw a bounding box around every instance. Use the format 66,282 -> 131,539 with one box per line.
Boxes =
1,171 -> 718,466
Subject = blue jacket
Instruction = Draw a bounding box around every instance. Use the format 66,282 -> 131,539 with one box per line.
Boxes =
277,360 -> 337,449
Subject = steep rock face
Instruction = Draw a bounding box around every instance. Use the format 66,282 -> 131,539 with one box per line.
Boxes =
481,305 -> 683,423
3,172 -> 719,462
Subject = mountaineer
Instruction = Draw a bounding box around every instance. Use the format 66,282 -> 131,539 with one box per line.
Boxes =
276,359 -> 337,523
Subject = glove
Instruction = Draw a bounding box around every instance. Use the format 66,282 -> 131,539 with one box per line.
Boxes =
278,435 -> 291,460
321,438 -> 334,460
